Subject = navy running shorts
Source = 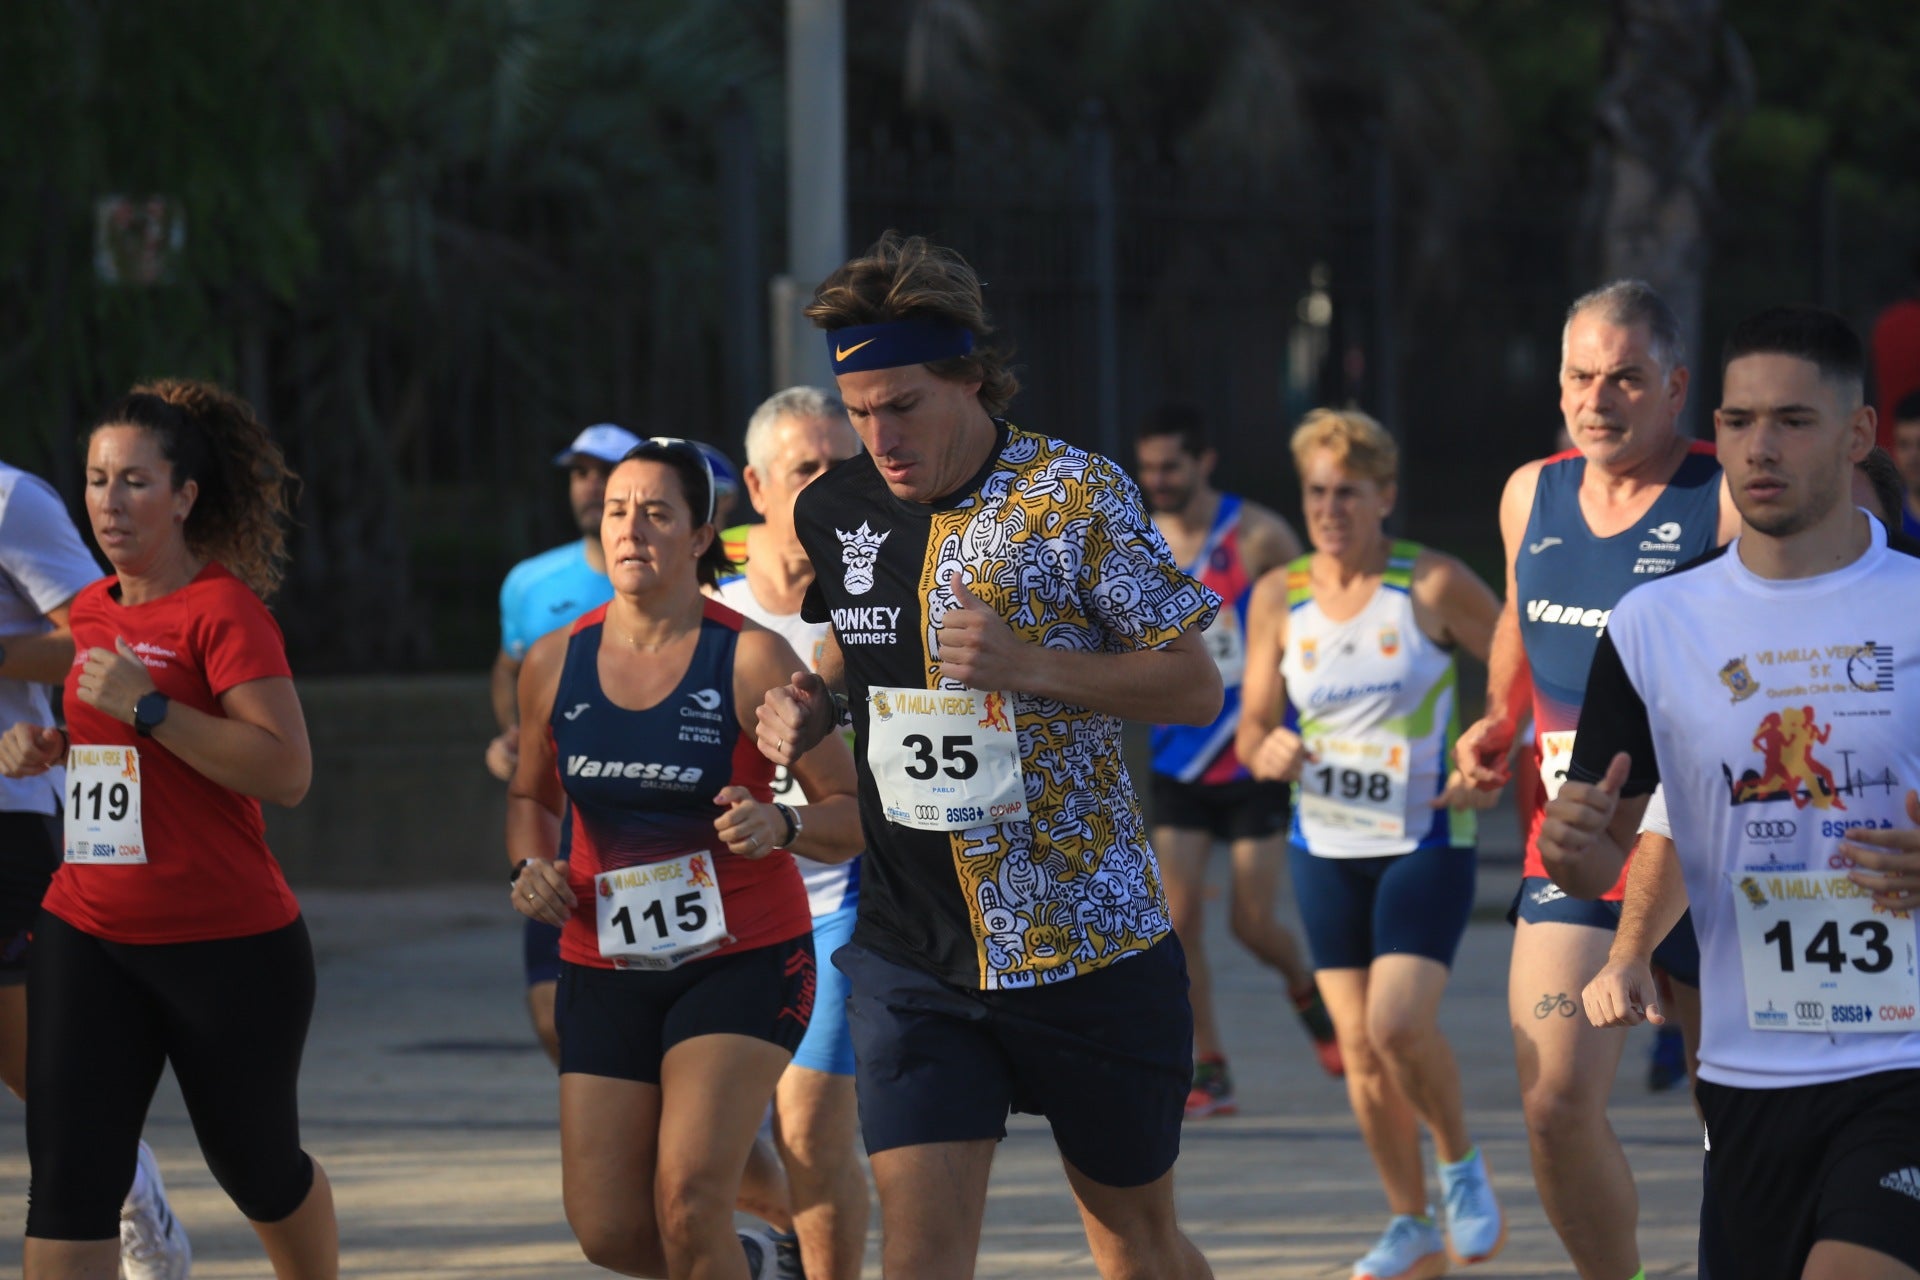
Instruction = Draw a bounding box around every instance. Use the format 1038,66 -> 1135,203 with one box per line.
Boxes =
556,935 -> 815,1085
1148,774 -> 1292,843
1289,842 -> 1476,970
838,934 -> 1192,1188
1509,876 -> 1700,986
1699,1069 -> 1920,1279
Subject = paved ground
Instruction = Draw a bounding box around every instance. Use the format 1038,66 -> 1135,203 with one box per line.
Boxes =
0,819 -> 1707,1277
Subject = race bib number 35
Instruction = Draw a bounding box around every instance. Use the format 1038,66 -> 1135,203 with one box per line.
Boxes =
867,685 -> 1027,832
64,746 -> 147,865
595,851 -> 730,970
1728,871 -> 1919,1033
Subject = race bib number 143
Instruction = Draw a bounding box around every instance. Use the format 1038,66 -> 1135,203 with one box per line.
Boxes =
1728,871 -> 1919,1033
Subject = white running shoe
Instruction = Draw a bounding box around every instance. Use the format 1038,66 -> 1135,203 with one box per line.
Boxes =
120,1141 -> 191,1280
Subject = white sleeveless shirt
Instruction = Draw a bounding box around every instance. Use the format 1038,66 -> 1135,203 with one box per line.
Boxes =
1278,542 -> 1472,858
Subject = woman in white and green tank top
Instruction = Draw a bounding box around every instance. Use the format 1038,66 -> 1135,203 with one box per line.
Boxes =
1236,409 -> 1509,1278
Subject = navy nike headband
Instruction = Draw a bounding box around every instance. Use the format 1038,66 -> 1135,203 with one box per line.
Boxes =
826,318 -> 975,375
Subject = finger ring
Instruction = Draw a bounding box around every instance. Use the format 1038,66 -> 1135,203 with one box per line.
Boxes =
777,737 -> 785,752
525,891 -> 535,901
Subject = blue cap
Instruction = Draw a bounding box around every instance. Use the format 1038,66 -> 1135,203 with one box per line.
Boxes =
553,423 -> 642,466
688,441 -> 740,496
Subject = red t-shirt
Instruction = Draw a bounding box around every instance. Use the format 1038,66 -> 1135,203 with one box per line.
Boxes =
44,562 -> 302,943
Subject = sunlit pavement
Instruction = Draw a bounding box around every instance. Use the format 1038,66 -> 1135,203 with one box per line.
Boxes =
0,860 -> 1703,1278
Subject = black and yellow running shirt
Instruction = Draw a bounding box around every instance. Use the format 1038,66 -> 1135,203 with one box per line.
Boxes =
797,423 -> 1220,990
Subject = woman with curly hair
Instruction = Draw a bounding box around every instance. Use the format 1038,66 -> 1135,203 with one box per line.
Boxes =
0,379 -> 337,1279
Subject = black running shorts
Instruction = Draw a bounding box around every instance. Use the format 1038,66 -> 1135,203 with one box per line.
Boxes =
1148,774 -> 1292,843
1698,1068 -> 1920,1279
555,934 -> 815,1084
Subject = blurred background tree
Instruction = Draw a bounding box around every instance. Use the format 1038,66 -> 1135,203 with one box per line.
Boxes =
1,0 -> 1912,672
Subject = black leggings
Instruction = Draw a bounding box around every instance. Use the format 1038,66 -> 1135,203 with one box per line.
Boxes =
25,911 -> 318,1240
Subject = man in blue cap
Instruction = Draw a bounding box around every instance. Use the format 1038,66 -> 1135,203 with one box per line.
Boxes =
486,422 -> 639,1060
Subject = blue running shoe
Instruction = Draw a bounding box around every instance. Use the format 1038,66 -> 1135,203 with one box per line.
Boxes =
1439,1146 -> 1506,1265
1352,1213 -> 1445,1280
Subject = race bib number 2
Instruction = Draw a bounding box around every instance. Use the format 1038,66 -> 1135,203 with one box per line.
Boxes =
867,685 -> 1027,832
64,746 -> 147,865
1728,871 -> 1919,1033
595,851 -> 730,970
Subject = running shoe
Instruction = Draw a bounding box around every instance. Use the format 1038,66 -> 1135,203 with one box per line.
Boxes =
120,1141 -> 191,1280
1438,1146 -> 1507,1265
1292,984 -> 1346,1078
1352,1212 -> 1445,1280
1647,1024 -> 1687,1092
1183,1057 -> 1237,1118
771,1227 -> 807,1279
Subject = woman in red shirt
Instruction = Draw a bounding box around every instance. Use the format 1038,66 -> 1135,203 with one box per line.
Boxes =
0,380 -> 336,1279
509,438 -> 861,1278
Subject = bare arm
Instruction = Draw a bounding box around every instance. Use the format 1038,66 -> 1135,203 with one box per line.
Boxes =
1235,570 -> 1305,780
490,650 -> 521,733
144,678 -> 312,808
1238,501 -> 1304,578
1611,831 -> 1689,963
0,602 -> 78,686
1455,462 -> 1540,787
1483,462 -> 1540,727
1583,828 -> 1689,1029
731,629 -> 863,864
1410,550 -> 1501,664
1019,626 -> 1222,725
506,629 -> 567,871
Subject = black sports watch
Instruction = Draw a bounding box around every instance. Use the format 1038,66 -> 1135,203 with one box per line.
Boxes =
132,691 -> 171,738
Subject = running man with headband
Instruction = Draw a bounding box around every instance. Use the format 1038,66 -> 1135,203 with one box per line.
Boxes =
758,232 -> 1221,1279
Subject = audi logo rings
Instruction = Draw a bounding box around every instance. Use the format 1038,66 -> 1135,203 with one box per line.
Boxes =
1795,1001 -> 1824,1020
1746,819 -> 1797,839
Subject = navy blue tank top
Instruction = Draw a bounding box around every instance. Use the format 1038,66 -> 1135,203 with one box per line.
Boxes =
1516,445 -> 1723,734
1515,443 -> 1721,889
549,599 -> 805,969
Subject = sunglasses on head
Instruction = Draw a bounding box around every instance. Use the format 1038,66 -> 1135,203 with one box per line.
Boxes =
620,437 -> 715,526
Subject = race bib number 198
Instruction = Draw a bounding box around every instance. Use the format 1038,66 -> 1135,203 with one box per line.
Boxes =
64,745 -> 147,865
867,685 -> 1027,832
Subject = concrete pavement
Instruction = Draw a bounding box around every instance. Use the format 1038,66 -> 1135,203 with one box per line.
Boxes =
0,847 -> 1707,1277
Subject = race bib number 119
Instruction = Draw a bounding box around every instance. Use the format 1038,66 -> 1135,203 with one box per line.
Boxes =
64,745 -> 147,865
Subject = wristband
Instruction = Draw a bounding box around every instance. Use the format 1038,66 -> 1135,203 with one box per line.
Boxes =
773,802 -> 801,847
830,691 -> 852,727
509,858 -> 534,884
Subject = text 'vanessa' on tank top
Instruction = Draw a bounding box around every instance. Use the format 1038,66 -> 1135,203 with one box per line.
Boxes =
1150,492 -> 1255,784
1279,541 -> 1471,857
549,599 -> 808,969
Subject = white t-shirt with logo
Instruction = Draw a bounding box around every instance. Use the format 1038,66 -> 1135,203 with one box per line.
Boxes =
714,573 -> 858,917
1571,521 -> 1920,1089
0,463 -> 102,814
